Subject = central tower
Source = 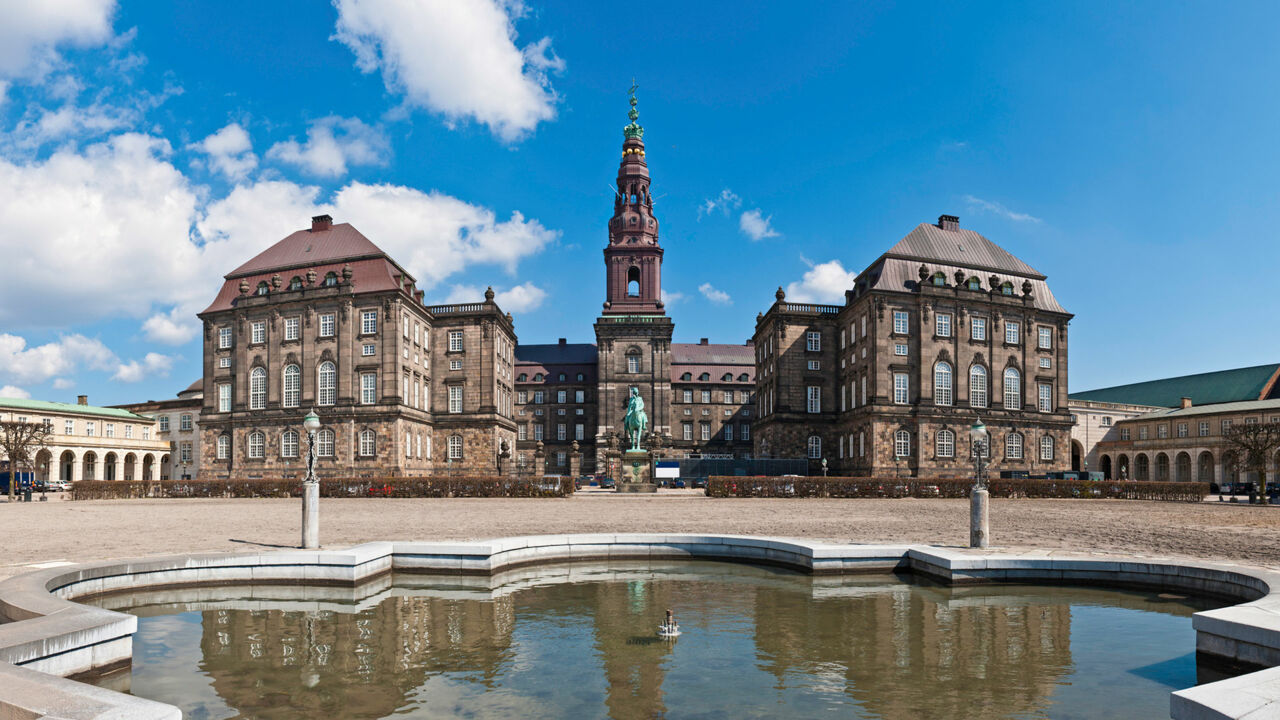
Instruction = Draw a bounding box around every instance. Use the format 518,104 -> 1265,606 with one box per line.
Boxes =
594,87 -> 674,462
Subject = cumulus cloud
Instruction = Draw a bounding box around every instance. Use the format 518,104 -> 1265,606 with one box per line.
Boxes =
698,283 -> 732,305
332,0 -> 562,142
0,0 -> 116,88
963,195 -> 1041,223
784,259 -> 856,304
111,352 -> 174,383
265,116 -> 389,178
697,188 -> 740,220
0,385 -> 30,399
442,281 -> 547,313
739,208 -> 779,240
190,123 -> 257,180
142,307 -> 198,345
0,333 -> 116,385
661,290 -> 684,306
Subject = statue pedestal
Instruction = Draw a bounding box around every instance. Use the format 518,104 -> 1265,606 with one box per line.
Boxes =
616,449 -> 657,493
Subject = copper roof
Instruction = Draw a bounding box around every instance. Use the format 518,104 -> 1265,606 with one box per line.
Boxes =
227,223 -> 394,279
1070,364 -> 1280,408
879,222 -> 1043,279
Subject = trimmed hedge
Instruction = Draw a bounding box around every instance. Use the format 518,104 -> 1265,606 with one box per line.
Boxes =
69,476 -> 574,501
705,476 -> 1209,502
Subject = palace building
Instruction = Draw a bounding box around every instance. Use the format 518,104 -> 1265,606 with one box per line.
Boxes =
753,216 -> 1075,478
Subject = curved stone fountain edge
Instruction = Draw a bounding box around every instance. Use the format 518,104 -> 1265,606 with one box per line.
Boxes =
0,535 -> 1275,720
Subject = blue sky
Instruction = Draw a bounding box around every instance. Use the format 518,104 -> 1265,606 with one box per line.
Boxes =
1,1 -> 1277,406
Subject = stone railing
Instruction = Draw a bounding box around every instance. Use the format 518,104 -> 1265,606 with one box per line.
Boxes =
425,303 -> 487,314
779,303 -> 840,314
0,537 -> 1277,719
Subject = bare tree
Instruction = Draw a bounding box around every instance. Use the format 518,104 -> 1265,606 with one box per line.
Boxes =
0,418 -> 53,501
1223,421 -> 1280,505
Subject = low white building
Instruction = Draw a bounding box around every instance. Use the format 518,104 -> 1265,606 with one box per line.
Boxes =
1068,399 -> 1158,474
0,396 -> 170,483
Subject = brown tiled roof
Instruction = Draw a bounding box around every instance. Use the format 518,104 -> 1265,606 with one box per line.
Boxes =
673,365 -> 754,383
201,258 -> 407,314
670,342 -> 754,365
881,222 -> 1043,279
227,223 -> 391,278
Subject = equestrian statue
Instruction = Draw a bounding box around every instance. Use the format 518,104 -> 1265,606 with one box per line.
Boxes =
623,386 -> 648,451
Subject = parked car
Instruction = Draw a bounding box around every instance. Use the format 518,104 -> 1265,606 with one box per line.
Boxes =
47,480 -> 72,492
599,477 -> 616,489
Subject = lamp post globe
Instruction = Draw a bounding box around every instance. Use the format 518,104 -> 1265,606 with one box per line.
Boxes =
969,417 -> 990,549
969,419 -> 987,444
300,409 -> 321,549
303,409 -> 321,434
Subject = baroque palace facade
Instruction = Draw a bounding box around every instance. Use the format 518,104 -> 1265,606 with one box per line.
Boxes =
753,216 -> 1074,478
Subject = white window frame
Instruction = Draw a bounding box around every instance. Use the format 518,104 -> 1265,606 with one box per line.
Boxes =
935,313 -> 951,338
360,372 -> 376,405
317,429 -> 334,457
249,367 -> 266,410
218,327 -> 232,349
448,331 -> 463,352
893,311 -> 909,335
360,310 -> 377,336
894,430 -> 910,458
894,343 -> 908,356
806,386 -> 820,413
248,431 -> 264,459
1038,383 -> 1052,412
1003,368 -> 1021,410
359,430 -> 376,456
1006,432 -> 1023,460
317,362 -> 336,406
319,313 -> 335,338
1005,321 -> 1020,345
251,321 -> 265,345
216,435 -> 230,460
807,435 -> 822,459
971,317 -> 986,341
934,362 -> 953,406
806,331 -> 821,352
893,373 -> 909,405
282,365 -> 300,408
1040,435 -> 1054,461
970,366 -> 988,408
284,317 -> 299,341
218,383 -> 232,413
936,429 -> 954,458
1038,326 -> 1052,350
281,430 -> 299,458
448,385 -> 463,413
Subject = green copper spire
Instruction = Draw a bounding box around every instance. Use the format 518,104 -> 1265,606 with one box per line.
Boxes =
624,80 -> 644,140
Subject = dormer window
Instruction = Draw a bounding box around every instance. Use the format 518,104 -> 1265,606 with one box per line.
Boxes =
699,372 -> 710,381
323,272 -> 338,287
967,277 -> 982,290
722,373 -> 733,381
289,276 -> 303,290
932,272 -> 946,286
1000,282 -> 1014,296
681,372 -> 692,381
738,373 -> 749,381
517,373 -> 527,382
534,373 -> 544,382
255,281 -> 269,296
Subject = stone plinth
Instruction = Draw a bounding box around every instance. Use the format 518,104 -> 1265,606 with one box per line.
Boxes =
616,449 -> 657,493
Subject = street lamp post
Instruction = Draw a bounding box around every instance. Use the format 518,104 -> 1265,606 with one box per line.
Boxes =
969,419 -> 990,549
821,457 -> 828,477
301,409 -> 321,549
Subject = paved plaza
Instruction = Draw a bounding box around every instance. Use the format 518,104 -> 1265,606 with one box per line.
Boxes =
2,493 -> 1277,580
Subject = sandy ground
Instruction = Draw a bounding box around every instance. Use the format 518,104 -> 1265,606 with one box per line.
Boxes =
1,491 -> 1277,579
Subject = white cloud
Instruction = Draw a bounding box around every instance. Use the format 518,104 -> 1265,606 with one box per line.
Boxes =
266,116 -> 389,178
784,259 -> 856,304
52,378 -> 74,390
739,208 -> 779,240
442,281 -> 547,313
111,352 -> 173,383
142,307 -> 198,345
963,195 -> 1042,223
698,282 -> 732,305
661,290 -> 684,306
697,188 -> 741,219
0,385 -> 30,399
0,0 -> 116,87
190,123 -> 257,180
332,0 -> 562,142
0,333 -> 116,385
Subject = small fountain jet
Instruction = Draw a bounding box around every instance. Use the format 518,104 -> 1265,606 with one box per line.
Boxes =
657,608 -> 681,638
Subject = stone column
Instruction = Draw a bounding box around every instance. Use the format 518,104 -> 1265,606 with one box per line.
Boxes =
534,441 -> 546,479
569,441 -> 581,479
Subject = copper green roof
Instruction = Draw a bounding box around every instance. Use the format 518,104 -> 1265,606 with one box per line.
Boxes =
0,397 -> 152,421
1069,364 -> 1280,408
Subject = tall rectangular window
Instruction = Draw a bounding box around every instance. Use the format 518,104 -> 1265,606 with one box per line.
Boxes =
64,419 -> 74,434
683,423 -> 693,440
284,317 -> 299,341
361,310 -> 377,335
448,386 -> 462,413
448,331 -> 463,352
1199,422 -> 1209,437
518,424 -> 528,441
557,423 -> 566,441
158,416 -> 169,432
1038,326 -> 1052,349
893,311 -> 909,334
741,424 -> 750,441
319,313 -> 335,337
683,389 -> 693,403
575,423 -> 584,440
575,389 -> 585,403
807,386 -> 820,413
893,373 -> 909,404
1038,383 -> 1052,412
124,425 -> 133,439
806,331 -> 821,352
723,390 -> 733,404
534,390 -> 544,404
557,390 -> 567,403
1005,322 -> 1020,344
627,354 -> 640,373
1157,424 -> 1169,438
534,424 -> 544,441
218,382 -> 232,412
251,321 -> 265,344
972,317 -> 986,341
218,327 -> 232,348
700,422 -> 711,441
86,421 -> 95,436
105,423 -> 115,438
180,414 -> 192,431
361,373 -> 376,404
724,424 -> 733,441
702,390 -> 711,404
935,313 -> 952,338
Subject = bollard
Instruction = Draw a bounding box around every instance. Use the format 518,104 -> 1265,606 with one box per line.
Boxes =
969,487 -> 989,549
301,482 -> 319,549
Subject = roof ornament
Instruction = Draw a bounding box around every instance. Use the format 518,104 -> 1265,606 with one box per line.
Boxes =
624,80 -> 644,140
775,286 -> 785,302
917,264 -> 929,282
341,264 -> 353,283
238,279 -> 249,295
484,286 -> 496,302
1022,279 -> 1033,296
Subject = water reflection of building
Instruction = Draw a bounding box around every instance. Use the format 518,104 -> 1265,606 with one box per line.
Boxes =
752,581 -> 1074,719
198,594 -> 514,719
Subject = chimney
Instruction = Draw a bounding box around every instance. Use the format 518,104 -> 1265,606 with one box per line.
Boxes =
311,214 -> 333,232
938,214 -> 959,231
700,338 -> 709,345
1181,397 -> 1192,409
558,338 -> 566,345
77,395 -> 88,406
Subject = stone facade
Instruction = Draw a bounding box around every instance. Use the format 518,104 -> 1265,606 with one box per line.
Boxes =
0,396 -> 169,484
754,215 -> 1075,478
114,380 -> 205,481
1067,399 -> 1157,475
196,216 -> 516,480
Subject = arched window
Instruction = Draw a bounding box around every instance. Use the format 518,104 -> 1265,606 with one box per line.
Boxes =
1006,432 -> 1023,459
256,281 -> 269,296
448,434 -> 463,459
317,361 -> 336,406
1003,368 -> 1021,410
289,276 -> 303,290
517,373 -> 527,382
722,373 -> 733,381
577,373 -> 585,381
558,373 -> 566,381
248,431 -> 264,459
323,272 -> 338,287
738,373 -> 749,381
699,372 -> 710,381
934,362 -> 953,406
1000,282 -> 1014,296
1041,436 -> 1055,462
1136,454 -> 1150,481
807,435 -> 822,459
282,364 -> 300,408
534,373 -> 544,382
967,277 -> 982,290
281,430 -> 299,458
681,372 -> 692,381
936,429 -> 955,458
627,351 -> 641,374
894,430 -> 911,457
627,266 -> 641,297
249,367 -> 266,410
216,435 -> 230,460
969,365 -> 988,408
932,272 -> 946,286
317,429 -> 335,457
358,429 -> 376,457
